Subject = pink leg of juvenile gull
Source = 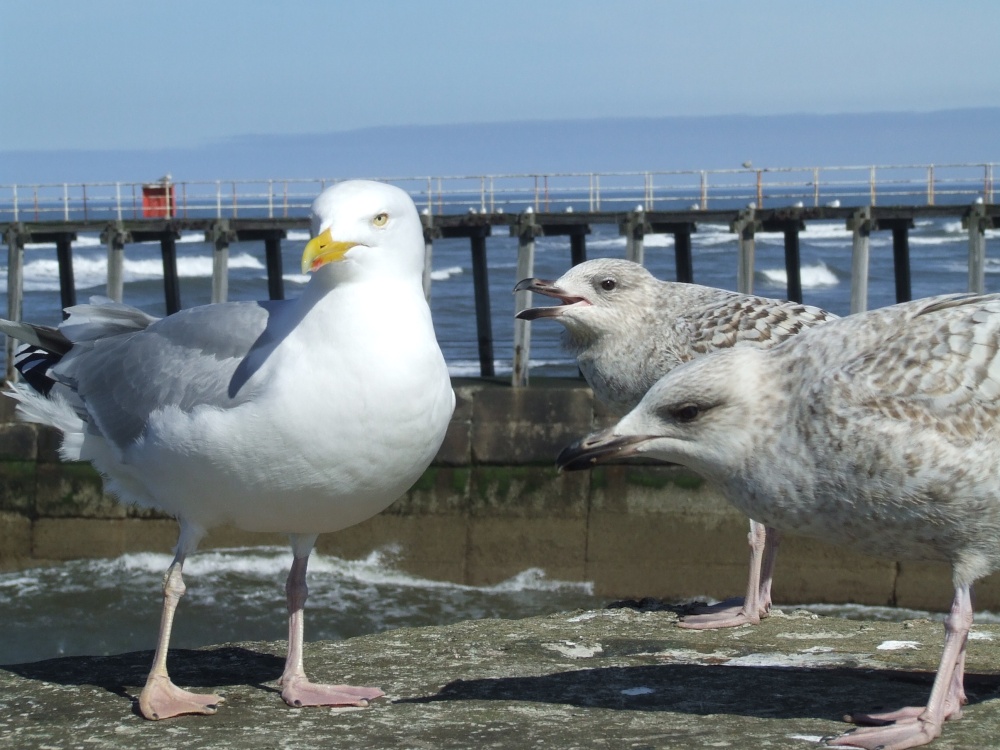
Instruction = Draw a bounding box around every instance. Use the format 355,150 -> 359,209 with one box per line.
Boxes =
679,521 -> 779,630
138,546 -> 225,720
279,536 -> 384,708
825,583 -> 973,750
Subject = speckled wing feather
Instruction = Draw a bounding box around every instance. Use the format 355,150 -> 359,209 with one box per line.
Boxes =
682,294 -> 838,357
792,293 -> 1000,440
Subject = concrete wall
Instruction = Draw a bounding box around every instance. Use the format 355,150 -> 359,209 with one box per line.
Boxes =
0,378 -> 994,612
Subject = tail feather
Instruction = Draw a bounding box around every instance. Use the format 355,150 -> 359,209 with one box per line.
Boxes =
61,297 -> 158,343
1,299 -> 159,397
13,346 -> 59,395
4,383 -> 86,461
0,318 -> 70,355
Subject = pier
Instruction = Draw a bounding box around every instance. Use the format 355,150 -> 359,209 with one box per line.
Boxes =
3,162 -> 1000,382
0,163 -> 1000,386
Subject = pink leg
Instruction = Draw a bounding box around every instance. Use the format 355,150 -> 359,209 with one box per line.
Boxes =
825,583 -> 973,749
138,552 -> 224,720
757,526 -> 780,614
279,551 -> 384,708
679,521 -> 778,630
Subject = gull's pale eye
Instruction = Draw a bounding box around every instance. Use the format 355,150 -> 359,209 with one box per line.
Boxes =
599,278 -> 616,291
372,212 -> 389,227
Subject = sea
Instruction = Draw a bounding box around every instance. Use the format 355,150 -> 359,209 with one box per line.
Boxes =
2,213 -> 1000,665
5,216 -> 1000,377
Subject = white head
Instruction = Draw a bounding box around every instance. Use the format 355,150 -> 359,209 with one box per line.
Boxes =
303,180 -> 425,285
556,347 -> 766,478
514,258 -> 661,344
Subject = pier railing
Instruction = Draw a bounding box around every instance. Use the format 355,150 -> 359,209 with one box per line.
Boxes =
2,162 -> 1000,384
1,162 -> 997,223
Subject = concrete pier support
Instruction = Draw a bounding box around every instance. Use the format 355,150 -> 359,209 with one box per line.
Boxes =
207,221 -> 235,304
648,221 -> 697,283
782,225 -> 802,303
847,207 -> 873,314
621,209 -> 646,265
131,227 -> 182,314
421,212 -> 434,301
512,213 -> 540,387
435,219 -> 495,377
762,216 -> 805,302
2,225 -> 25,382
161,232 -> 181,314
54,234 -> 76,314
232,228 -> 287,301
673,225 -> 694,283
880,218 -> 915,303
569,229 -> 587,266
423,238 -> 434,302
100,223 -> 130,303
263,232 -> 285,301
731,207 -> 759,295
964,202 -> 990,294
2,229 -> 76,324
469,228 -> 494,377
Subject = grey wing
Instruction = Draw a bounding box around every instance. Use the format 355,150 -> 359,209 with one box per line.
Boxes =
54,300 -> 281,451
684,294 -> 837,356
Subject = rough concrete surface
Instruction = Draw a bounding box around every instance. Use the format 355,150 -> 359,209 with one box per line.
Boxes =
2,607 -> 999,749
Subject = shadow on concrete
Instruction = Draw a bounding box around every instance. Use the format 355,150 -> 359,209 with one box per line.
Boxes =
1,646 -> 285,714
397,662 -> 1000,723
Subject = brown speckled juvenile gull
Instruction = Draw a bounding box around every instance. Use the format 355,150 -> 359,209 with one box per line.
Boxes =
557,292 -> 1000,750
515,258 -> 836,629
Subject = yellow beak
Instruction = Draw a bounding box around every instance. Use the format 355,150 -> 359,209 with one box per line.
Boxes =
301,228 -> 358,273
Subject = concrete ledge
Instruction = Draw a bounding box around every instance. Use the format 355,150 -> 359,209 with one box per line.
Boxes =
2,609 -> 999,748
2,380 -> 998,611
471,378 -> 596,464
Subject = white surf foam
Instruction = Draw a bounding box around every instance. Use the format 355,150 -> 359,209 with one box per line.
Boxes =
34,546 -> 593,596
758,261 -> 839,289
6,252 -> 267,292
431,266 -> 463,281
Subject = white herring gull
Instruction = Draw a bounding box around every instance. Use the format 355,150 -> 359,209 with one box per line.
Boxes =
556,292 -> 1000,749
1,180 -> 455,720
515,258 -> 836,628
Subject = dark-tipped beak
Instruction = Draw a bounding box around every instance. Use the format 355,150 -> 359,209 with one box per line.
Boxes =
513,277 -> 587,320
555,430 -> 653,471
513,277 -> 553,295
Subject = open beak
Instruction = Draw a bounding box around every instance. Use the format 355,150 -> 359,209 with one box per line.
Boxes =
302,228 -> 360,273
556,430 -> 655,471
513,277 -> 590,320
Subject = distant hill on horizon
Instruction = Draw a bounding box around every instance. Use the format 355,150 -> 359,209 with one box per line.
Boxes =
2,108 -> 998,185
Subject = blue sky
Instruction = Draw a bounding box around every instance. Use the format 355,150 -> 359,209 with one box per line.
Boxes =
3,0 -> 999,152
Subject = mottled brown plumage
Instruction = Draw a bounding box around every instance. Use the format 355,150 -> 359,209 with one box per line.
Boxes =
516,258 -> 835,413
557,292 -> 1000,749
515,258 -> 837,628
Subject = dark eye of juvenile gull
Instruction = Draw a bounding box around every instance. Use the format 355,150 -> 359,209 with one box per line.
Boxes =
672,404 -> 700,422
599,278 -> 616,291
